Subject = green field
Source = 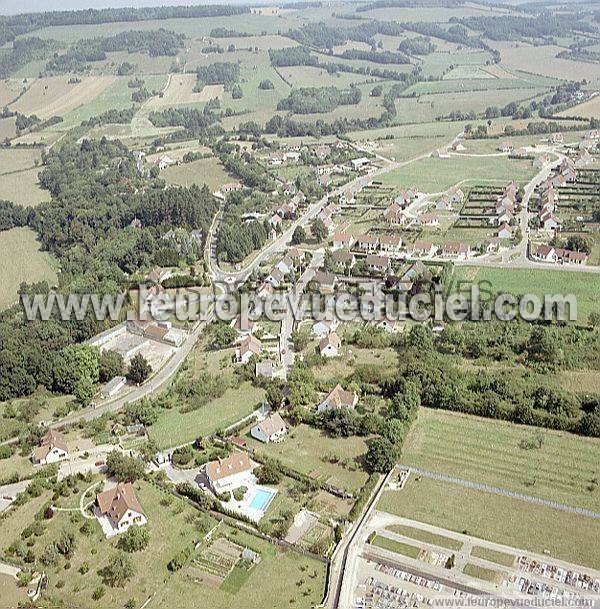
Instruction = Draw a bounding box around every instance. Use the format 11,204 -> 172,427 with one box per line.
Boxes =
378,477 -> 600,570
387,524 -> 462,551
471,546 -> 516,568
452,266 -> 600,324
380,155 -> 535,193
0,227 -> 58,311
371,535 -> 421,559
149,383 -> 264,449
244,423 -> 370,494
402,408 -> 600,512
162,156 -> 235,192
462,563 -> 503,584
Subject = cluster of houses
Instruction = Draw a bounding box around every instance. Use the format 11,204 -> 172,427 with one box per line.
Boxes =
269,191 -> 307,232
491,181 -> 519,240
412,240 -> 471,260
532,244 -> 588,265
536,158 -> 580,231
383,187 -> 419,226
316,200 -> 342,235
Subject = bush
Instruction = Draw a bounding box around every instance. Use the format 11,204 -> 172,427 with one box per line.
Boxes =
118,526 -> 150,553
233,486 -> 247,501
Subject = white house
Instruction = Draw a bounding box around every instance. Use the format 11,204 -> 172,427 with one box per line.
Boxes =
311,318 -> 339,338
206,452 -> 253,493
412,240 -> 437,258
332,232 -> 353,250
319,332 -> 341,357
95,483 -> 147,536
250,413 -> 288,444
317,384 -> 358,413
497,223 -> 513,239
31,430 -> 69,465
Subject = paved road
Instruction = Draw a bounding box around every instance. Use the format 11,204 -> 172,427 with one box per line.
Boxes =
0,480 -> 32,513
408,466 -> 600,520
50,313 -> 213,427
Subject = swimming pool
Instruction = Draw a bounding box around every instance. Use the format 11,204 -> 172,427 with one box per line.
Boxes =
249,488 -> 276,511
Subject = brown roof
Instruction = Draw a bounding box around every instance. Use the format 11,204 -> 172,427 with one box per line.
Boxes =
206,452 -> 252,482
443,241 -> 469,254
358,234 -> 378,245
33,429 -> 69,460
413,240 -> 434,251
256,413 -> 287,437
366,254 -> 390,267
239,335 -> 262,356
332,232 -> 352,244
96,483 -> 144,523
379,235 -> 401,246
322,384 -> 357,409
319,331 -> 341,352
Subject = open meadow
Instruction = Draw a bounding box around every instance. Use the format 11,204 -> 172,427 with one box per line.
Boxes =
402,408 -> 600,512
0,228 -> 58,310
162,156 -> 234,192
379,476 -> 600,570
452,266 -> 600,324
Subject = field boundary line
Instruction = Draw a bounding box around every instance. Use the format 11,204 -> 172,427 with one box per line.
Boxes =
406,465 -> 600,519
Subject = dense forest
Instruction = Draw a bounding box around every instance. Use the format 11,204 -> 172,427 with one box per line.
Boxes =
277,86 -> 362,114
0,138 -> 218,401
196,62 -> 240,87
46,29 -> 184,73
0,37 -> 61,78
0,5 -> 249,46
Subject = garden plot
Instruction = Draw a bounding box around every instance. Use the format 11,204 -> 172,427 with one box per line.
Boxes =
186,537 -> 245,588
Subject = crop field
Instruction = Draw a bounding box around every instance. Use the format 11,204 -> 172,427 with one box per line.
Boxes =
378,477 -> 600,570
0,80 -> 22,106
146,74 -> 222,108
0,228 -> 58,310
277,65 -> 376,89
392,88 -> 543,125
491,41 -> 600,83
558,94 -> 600,119
402,408 -> 600,513
244,423 -> 370,493
0,148 -> 42,174
162,156 -> 234,192
380,155 -> 535,193
0,116 -> 16,140
0,166 -> 51,207
149,383 -> 264,449
452,266 -> 599,323
10,75 -> 117,120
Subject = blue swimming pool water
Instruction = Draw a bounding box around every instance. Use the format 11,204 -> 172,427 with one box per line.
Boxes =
249,488 -> 275,511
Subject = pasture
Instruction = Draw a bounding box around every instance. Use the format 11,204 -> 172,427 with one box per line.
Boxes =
378,477 -> 600,570
558,95 -> 600,119
0,227 -> 58,311
0,148 -> 42,174
10,76 -> 117,120
146,74 -> 223,109
452,266 -> 599,324
402,408 -> 600,512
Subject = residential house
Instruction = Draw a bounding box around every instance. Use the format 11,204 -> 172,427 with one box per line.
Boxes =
266,268 -> 284,288
220,182 -> 243,195
575,150 -> 593,167
366,254 -> 391,273
436,195 -> 453,211
313,270 -> 337,294
412,240 -> 437,257
338,190 -> 355,205
205,452 -> 253,493
533,244 -> 557,262
383,202 -> 407,226
31,430 -> 69,465
311,318 -> 339,338
231,315 -> 255,336
269,214 -> 282,229
448,187 -> 464,204
564,250 -> 588,265
251,413 -> 288,444
317,384 -> 358,413
315,145 -> 331,160
441,241 -> 470,259
533,154 -> 550,169
155,155 -> 174,170
276,258 -> 292,275
332,232 -> 353,250
550,132 -> 564,144
497,223 -> 513,239
236,335 -> 262,364
332,250 -> 356,269
319,332 -> 341,357
287,247 -> 305,265
356,234 -> 379,252
378,235 -> 402,254
147,266 -> 172,285
96,483 -> 146,535
418,213 -> 439,228
498,140 -> 513,153
541,211 -> 562,231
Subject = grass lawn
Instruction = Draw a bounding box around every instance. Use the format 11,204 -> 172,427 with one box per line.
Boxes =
462,563 -> 503,584
162,156 -> 235,192
380,155 -> 535,193
149,383 -> 264,449
471,546 -> 516,568
0,149 -> 42,174
0,574 -> 27,606
244,423 -> 370,494
402,408 -> 600,513
378,477 -> 600,570
387,524 -> 462,551
371,535 -> 421,559
0,227 -> 58,311
451,266 -> 600,324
